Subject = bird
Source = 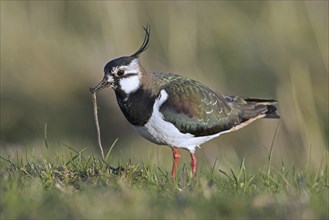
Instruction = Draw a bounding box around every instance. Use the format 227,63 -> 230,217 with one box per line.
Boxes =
91,26 -> 279,178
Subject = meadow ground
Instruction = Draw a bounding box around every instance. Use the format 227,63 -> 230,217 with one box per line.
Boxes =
0,144 -> 328,219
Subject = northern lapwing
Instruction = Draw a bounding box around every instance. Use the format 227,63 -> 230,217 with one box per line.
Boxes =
91,26 -> 280,178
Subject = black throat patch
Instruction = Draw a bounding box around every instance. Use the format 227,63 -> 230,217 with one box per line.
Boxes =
115,87 -> 157,126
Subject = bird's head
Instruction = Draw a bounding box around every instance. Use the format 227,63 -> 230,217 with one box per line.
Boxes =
91,26 -> 150,95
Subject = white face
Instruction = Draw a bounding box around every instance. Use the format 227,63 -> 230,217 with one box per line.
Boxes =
107,59 -> 142,94
119,75 -> 141,94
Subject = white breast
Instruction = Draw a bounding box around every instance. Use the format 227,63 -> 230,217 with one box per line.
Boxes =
133,89 -> 221,152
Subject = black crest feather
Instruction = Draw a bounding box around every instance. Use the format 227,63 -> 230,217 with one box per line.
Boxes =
131,25 -> 150,57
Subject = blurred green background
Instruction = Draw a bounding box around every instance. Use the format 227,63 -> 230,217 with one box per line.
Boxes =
1,1 -> 328,170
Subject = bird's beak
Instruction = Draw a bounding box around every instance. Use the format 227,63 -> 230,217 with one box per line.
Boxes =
89,75 -> 113,93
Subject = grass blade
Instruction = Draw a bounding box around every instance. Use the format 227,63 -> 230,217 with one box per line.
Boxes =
219,168 -> 235,182
267,122 -> 280,184
44,123 -> 49,149
105,138 -> 118,162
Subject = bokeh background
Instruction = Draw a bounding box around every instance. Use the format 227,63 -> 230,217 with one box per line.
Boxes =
1,1 -> 328,171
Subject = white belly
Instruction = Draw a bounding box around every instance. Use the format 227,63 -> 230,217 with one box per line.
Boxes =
133,89 -> 220,152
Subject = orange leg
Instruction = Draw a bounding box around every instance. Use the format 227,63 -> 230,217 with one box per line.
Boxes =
190,152 -> 197,176
171,147 -> 181,179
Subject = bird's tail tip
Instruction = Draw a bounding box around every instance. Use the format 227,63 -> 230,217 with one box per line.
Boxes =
244,98 -> 280,119
265,104 -> 280,119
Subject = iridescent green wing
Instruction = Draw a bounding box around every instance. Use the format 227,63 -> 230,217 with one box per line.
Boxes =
157,73 -> 242,136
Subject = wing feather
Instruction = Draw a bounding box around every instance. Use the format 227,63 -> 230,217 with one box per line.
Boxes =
157,74 -> 242,136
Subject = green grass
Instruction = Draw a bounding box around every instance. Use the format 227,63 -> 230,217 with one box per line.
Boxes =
0,145 -> 328,219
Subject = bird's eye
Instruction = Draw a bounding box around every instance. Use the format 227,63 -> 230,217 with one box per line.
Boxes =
117,70 -> 125,77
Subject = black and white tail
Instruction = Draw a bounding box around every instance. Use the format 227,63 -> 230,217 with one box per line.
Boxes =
243,98 -> 280,119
